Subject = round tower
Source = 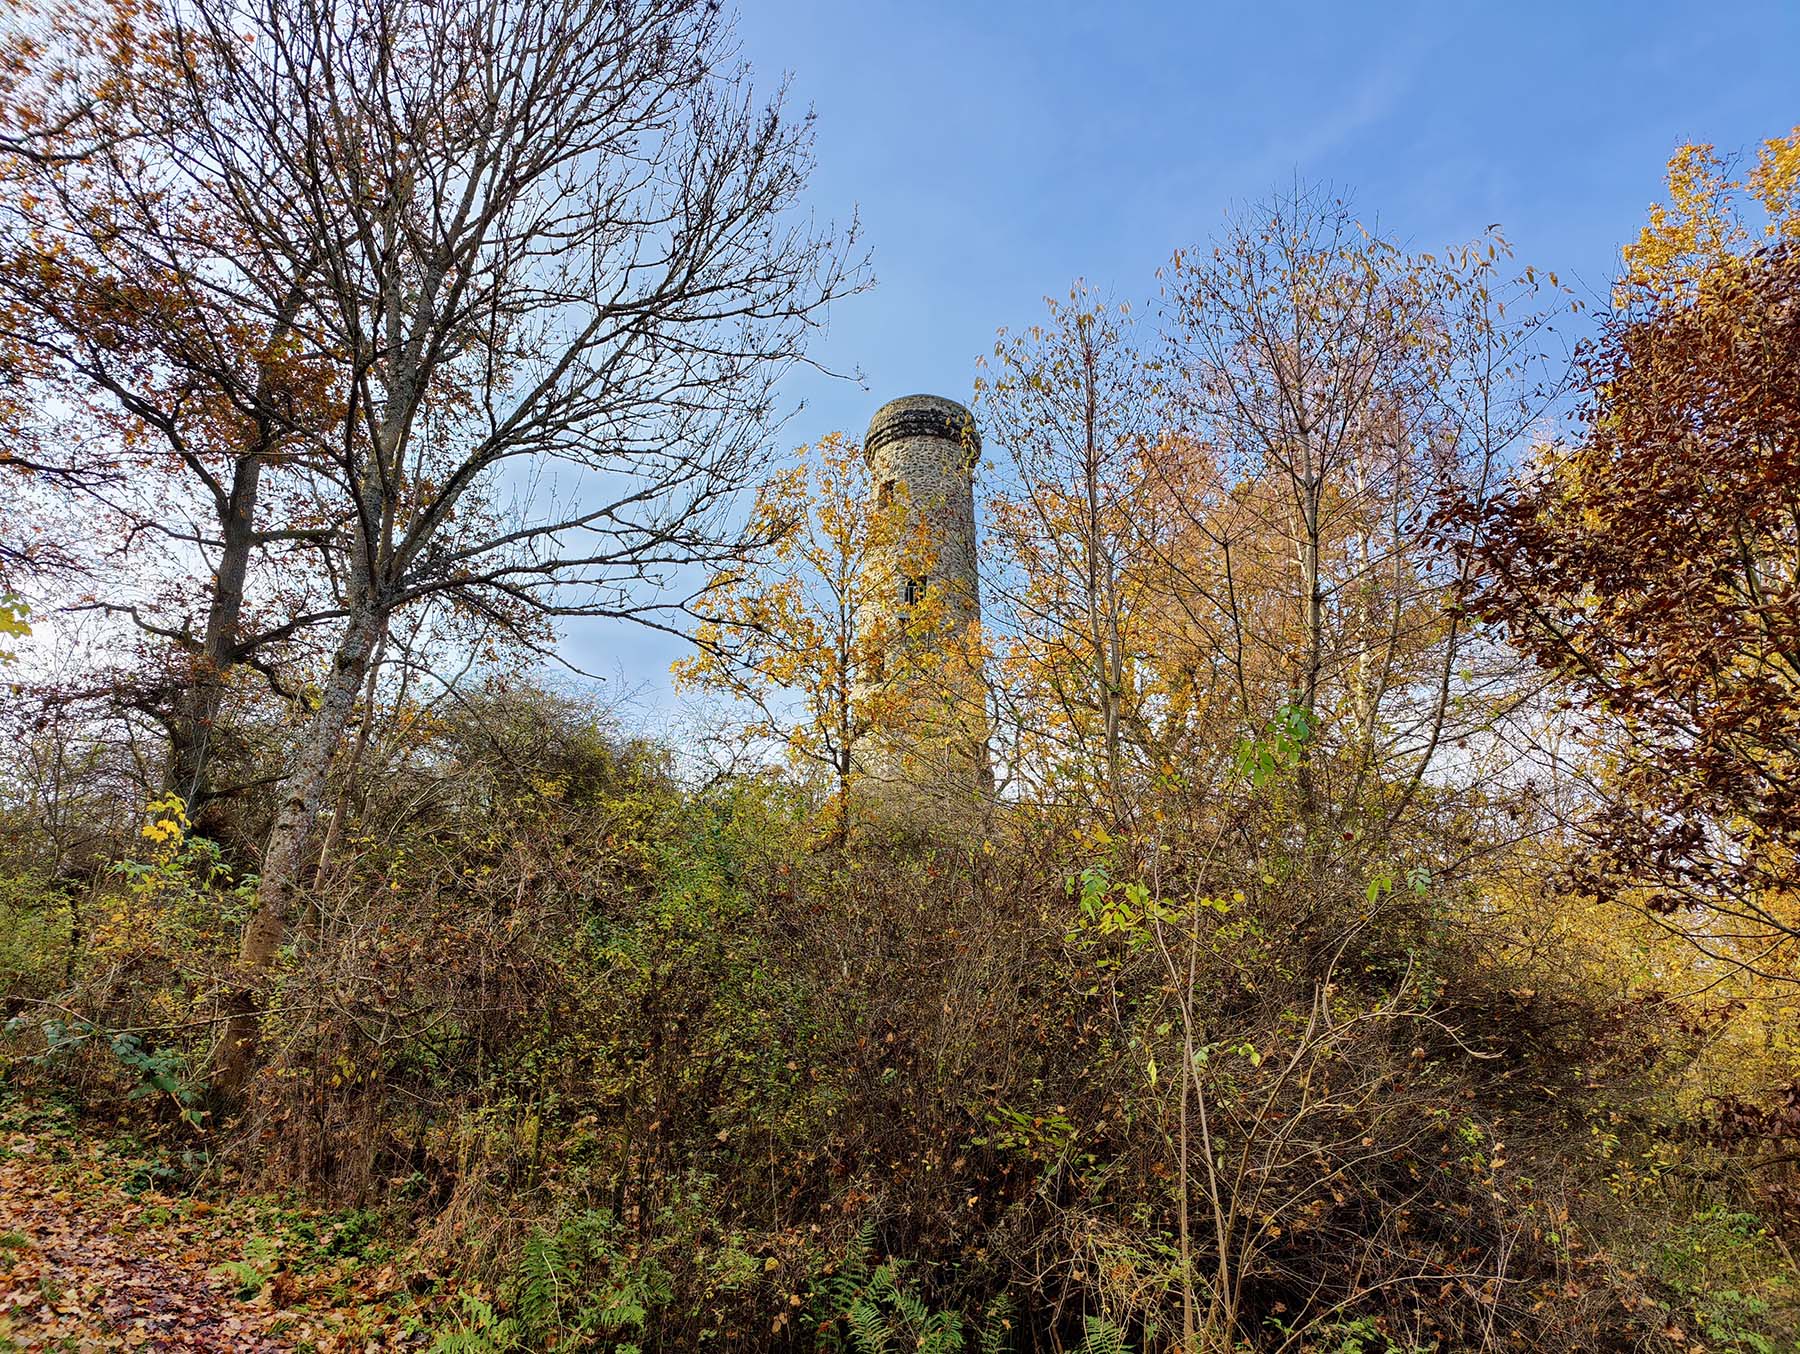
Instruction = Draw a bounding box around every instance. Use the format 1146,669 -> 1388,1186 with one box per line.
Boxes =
856,394 -> 989,820
864,394 -> 982,631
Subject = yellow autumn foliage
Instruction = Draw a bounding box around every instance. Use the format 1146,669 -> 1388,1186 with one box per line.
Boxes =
1620,126 -> 1800,301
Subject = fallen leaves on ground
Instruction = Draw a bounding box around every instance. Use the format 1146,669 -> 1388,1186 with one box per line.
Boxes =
0,1126 -> 424,1351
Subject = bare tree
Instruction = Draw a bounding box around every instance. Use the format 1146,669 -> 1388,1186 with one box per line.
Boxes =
134,0 -> 864,1083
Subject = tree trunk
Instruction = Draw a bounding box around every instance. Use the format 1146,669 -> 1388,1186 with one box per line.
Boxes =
216,599 -> 385,1091
165,290 -> 302,827
166,450 -> 262,824
1294,468 -> 1325,817
312,626 -> 388,887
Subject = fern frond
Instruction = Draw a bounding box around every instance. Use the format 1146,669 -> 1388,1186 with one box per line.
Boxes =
516,1230 -> 570,1339
891,1282 -> 930,1330
428,1293 -> 520,1354
848,1297 -> 893,1354
1073,1314 -> 1130,1354
845,1218 -> 879,1281
976,1293 -> 1015,1354
918,1309 -> 966,1353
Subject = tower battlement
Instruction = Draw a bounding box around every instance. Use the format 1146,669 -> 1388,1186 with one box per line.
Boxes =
866,394 -> 982,464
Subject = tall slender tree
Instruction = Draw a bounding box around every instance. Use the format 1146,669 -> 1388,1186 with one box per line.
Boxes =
977,287 -> 1156,824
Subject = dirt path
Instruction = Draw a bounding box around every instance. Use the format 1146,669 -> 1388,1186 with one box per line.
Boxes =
0,1127 -> 406,1352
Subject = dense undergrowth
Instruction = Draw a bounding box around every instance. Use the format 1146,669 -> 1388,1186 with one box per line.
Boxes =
3,686 -> 1797,1352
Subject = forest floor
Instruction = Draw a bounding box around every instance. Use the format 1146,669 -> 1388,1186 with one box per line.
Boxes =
0,1101 -> 427,1352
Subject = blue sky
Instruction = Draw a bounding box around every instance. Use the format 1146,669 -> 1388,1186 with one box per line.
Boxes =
567,0 -> 1800,709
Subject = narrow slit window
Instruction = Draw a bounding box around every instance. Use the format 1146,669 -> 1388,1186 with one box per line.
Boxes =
903,574 -> 928,606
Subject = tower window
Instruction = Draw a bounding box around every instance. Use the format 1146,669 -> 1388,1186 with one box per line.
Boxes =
903,574 -> 928,606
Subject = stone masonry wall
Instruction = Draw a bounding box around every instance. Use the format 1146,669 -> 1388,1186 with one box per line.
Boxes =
855,394 -> 989,819
864,394 -> 981,630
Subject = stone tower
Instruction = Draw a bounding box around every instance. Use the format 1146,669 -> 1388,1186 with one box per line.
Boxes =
856,394 -> 989,816
865,394 -> 981,635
